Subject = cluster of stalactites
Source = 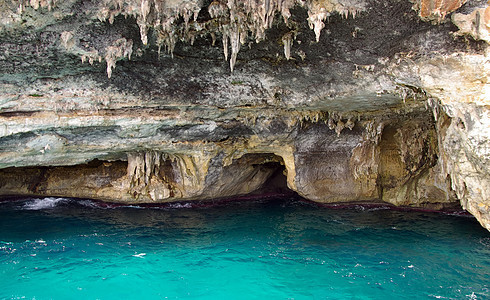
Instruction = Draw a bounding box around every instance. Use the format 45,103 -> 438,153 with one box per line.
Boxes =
96,0 -> 203,46
127,151 -> 201,190
14,0 -> 56,13
60,31 -> 133,79
127,151 -> 163,189
95,0 -> 365,72
208,0 -> 365,71
105,38 -> 133,78
326,112 -> 355,136
307,0 -> 365,42
126,151 -> 205,200
291,110 -> 356,135
126,151 -> 175,199
218,0 -> 299,71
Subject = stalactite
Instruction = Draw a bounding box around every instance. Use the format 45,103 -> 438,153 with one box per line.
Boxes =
345,118 -> 355,130
282,32 -> 293,60
229,24 -> 241,72
335,119 -> 345,136
222,28 -> 229,61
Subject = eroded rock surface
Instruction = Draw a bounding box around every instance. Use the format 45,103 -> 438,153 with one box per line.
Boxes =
0,0 -> 488,229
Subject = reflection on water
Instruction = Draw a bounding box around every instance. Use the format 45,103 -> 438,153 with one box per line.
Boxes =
0,197 -> 489,299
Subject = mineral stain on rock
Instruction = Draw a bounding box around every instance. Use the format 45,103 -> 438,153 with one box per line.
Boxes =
0,0 -> 489,230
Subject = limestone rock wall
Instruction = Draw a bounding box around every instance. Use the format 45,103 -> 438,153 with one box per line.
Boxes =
431,101 -> 490,229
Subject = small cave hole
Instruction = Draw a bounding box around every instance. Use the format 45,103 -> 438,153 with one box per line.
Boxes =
232,153 -> 297,198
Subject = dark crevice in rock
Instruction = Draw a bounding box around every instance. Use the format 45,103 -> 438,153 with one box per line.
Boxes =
252,162 -> 294,196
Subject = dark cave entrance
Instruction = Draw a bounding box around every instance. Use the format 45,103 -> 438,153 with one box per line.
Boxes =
223,153 -> 294,197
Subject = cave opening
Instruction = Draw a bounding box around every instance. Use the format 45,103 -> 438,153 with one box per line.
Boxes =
224,153 -> 296,198
0,153 -> 297,203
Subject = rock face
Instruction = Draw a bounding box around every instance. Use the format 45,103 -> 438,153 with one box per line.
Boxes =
0,0 -> 488,229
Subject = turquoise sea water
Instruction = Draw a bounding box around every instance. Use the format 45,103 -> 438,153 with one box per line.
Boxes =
0,197 -> 489,299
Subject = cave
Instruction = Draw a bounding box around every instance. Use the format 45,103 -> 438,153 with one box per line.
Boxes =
0,153 -> 295,202
214,153 -> 294,198
1,1 -> 489,296
0,0 -> 488,230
